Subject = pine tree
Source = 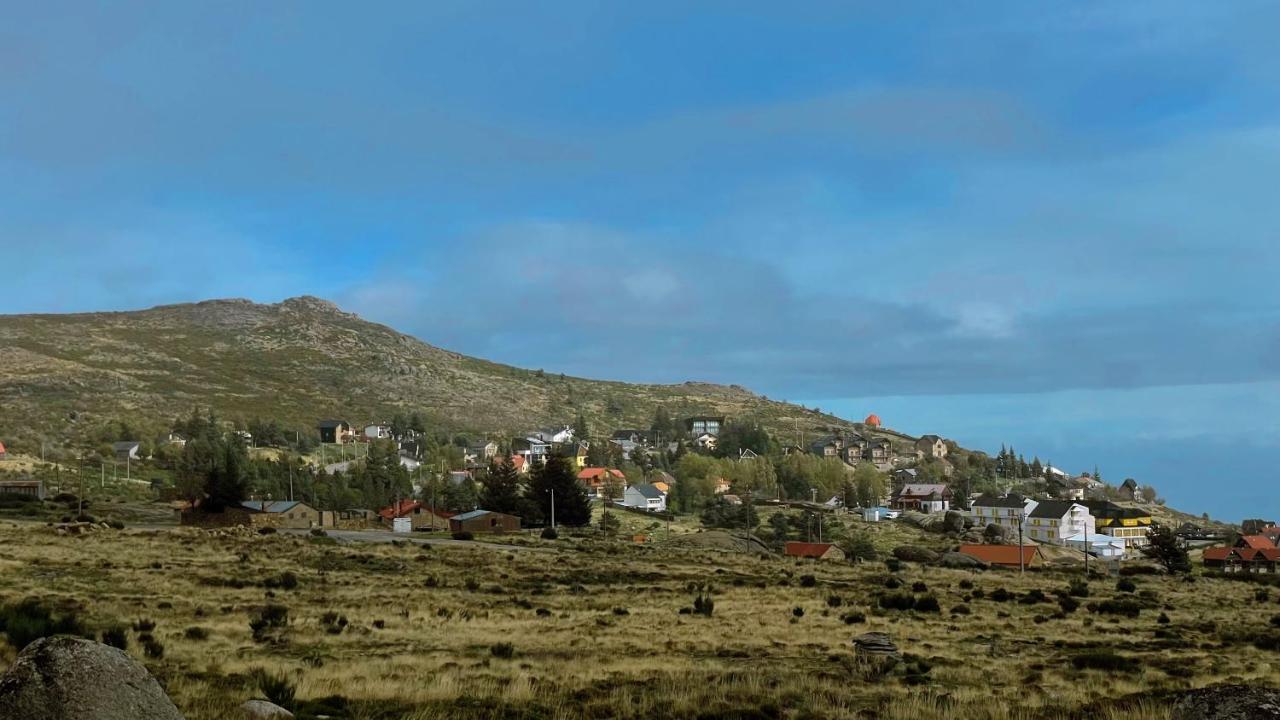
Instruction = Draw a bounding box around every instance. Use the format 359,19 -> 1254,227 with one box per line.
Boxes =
479,456 -> 523,515
203,440 -> 250,512
572,413 -> 590,443
529,452 -> 592,526
444,475 -> 479,512
1142,523 -> 1190,574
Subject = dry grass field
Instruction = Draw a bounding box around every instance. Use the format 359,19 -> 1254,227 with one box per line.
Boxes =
1,519 -> 1277,720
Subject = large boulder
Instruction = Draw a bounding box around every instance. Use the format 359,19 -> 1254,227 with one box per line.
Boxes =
892,545 -> 940,563
942,510 -> 966,534
1171,684 -> 1280,720
0,636 -> 185,720
939,551 -> 988,569
242,699 -> 294,719
852,632 -> 901,667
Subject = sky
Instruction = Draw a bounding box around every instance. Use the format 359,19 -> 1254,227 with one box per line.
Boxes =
3,2 -> 1277,520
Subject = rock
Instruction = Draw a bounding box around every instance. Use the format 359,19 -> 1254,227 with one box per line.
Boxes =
942,510 -> 966,534
852,632 -> 902,662
1171,684 -> 1280,720
939,551 -> 988,568
892,545 -> 940,563
0,636 -> 185,720
242,699 -> 294,719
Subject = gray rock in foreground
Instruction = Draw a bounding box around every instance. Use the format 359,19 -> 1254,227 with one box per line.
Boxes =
242,699 -> 294,719
1171,684 -> 1280,720
852,632 -> 901,660
0,636 -> 185,720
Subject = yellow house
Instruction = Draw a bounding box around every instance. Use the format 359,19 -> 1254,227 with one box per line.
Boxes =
1083,500 -> 1153,549
561,441 -> 588,469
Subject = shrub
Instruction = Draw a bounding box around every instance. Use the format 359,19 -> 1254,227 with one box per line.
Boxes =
0,600 -> 89,650
250,604 -> 289,641
1116,579 -> 1137,593
991,588 -> 1013,603
841,611 -> 866,624
1057,595 -> 1080,614
885,559 -> 902,573
884,577 -> 901,590
914,595 -> 941,613
100,626 -> 129,651
1067,578 -> 1090,597
792,606 -> 805,618
826,595 -> 843,608
266,571 -> 299,591
540,527 -> 559,540
878,592 -> 916,611
911,581 -> 929,593
1071,651 -> 1139,673
453,531 -> 475,541
252,668 -> 297,710
1157,613 -> 1171,625
951,605 -> 971,616
184,626 -> 210,641
310,528 -> 327,537
958,579 -> 974,590
257,526 -> 277,535
799,575 -> 817,588
142,636 -> 165,658
490,642 -> 515,659
1086,599 -> 1143,618
1020,589 -> 1048,605
107,519 -> 125,530
1257,589 -> 1272,603
132,618 -> 156,632
612,607 -> 629,616
693,592 -> 715,617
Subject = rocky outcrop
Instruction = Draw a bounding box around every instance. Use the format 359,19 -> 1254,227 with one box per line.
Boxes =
852,632 -> 901,664
241,699 -> 294,719
892,546 -> 941,563
0,636 -> 184,720
939,551 -> 988,568
1171,684 -> 1280,720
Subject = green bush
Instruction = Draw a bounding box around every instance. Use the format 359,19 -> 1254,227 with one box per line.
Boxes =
540,527 -> 558,540
490,642 -> 515,659
878,592 -> 915,611
1071,651 -> 1138,673
100,626 -> 128,651
252,668 -> 297,710
453,531 -> 475,541
0,599 -> 88,650
914,595 -> 941,613
184,626 -> 210,641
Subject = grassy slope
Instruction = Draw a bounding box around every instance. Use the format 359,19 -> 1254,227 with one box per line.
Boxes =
0,522 -> 1272,720
0,296 -> 878,447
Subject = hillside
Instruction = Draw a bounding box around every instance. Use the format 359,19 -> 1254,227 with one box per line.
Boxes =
0,296 -> 880,449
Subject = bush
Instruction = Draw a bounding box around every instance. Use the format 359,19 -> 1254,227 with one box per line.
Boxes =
257,526 -> 277,535
265,571 -> 299,591
990,588 -> 1013,603
1020,589 -> 1049,605
1067,578 -> 1090,597
1157,613 -> 1171,625
884,577 -> 901,589
184,626 -> 210,641
693,591 -> 715,617
250,604 -> 289,641
878,592 -> 916,611
951,604 -> 971,615
841,611 -> 866,624
142,636 -> 165,658
252,668 -> 297,710
0,599 -> 88,650
792,606 -> 805,618
490,642 -> 515,659
958,579 -> 974,590
911,581 -> 929,593
1086,599 -> 1143,618
132,618 -> 156,632
1116,579 -> 1137,593
914,595 -> 941,613
1071,651 -> 1139,673
452,531 -> 474,541
1057,595 -> 1080,614
310,528 -> 327,537
885,559 -> 902,573
799,575 -> 817,588
100,626 -> 129,651
540,527 -> 559,540
826,595 -> 843,608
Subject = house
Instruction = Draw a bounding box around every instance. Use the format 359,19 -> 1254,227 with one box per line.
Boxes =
530,426 -> 575,445
891,468 -> 919,492
317,420 -> 352,444
378,500 -> 453,531
957,544 -> 1043,568
865,438 -> 893,468
1046,477 -> 1084,501
914,435 -> 948,459
738,448 -> 760,461
512,437 -> 552,465
113,441 -> 142,461
163,433 -> 187,448
1120,478 -> 1141,501
893,484 -> 952,513
238,500 -> 322,529
692,433 -> 718,452
560,441 -> 589,469
650,471 -> 674,495
622,483 -> 668,512
1204,545 -> 1280,573
685,416 -> 724,438
1082,501 -> 1153,549
712,477 -> 731,495
449,509 -> 521,534
0,479 -> 45,500
784,542 -> 845,561
577,467 -> 626,497
467,441 -> 499,462
1261,526 -> 1280,546
969,494 -> 1038,534
447,470 -> 471,485
1063,533 -> 1127,559
1243,519 -> 1278,535
810,435 -> 844,459
1238,535 -> 1277,551
362,423 -> 392,442
1025,500 -> 1094,545
611,429 -> 650,445
862,506 -> 896,522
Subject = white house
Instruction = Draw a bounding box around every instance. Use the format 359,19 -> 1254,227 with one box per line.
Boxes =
363,424 -> 393,441
692,434 -> 718,451
621,483 -> 667,513
1064,532 -> 1126,559
1025,500 -> 1095,545
969,494 -> 1038,534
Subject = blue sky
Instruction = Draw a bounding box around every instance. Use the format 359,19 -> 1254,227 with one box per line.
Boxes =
3,2 -> 1278,520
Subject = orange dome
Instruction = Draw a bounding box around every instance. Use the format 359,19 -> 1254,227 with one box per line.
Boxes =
864,414 -> 881,427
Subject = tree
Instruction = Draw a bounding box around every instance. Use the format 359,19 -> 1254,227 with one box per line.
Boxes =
409,412 -> 427,434
768,511 -> 791,548
714,420 -> 773,459
572,413 -> 590,444
444,475 -> 479,513
479,456 -> 523,515
851,463 -> 885,509
203,441 -> 250,512
839,532 -> 877,562
1141,523 -> 1190,574
599,510 -> 621,537
651,406 -> 677,443
529,453 -> 592,526
700,498 -> 757,530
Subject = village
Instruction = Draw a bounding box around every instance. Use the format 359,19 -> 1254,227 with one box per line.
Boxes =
0,409 -> 1258,574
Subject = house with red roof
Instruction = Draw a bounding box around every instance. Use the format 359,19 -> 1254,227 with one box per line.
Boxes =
957,544 -> 1043,569
1237,535 -> 1277,551
784,541 -> 845,561
577,467 -> 626,497
1204,544 -> 1280,573
378,500 -> 453,531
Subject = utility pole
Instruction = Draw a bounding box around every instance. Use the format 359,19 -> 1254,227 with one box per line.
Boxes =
1018,510 -> 1026,576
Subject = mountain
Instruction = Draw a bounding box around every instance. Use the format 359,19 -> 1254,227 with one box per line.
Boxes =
0,296 -> 883,449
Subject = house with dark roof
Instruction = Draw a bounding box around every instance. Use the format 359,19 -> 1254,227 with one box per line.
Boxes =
685,416 -> 725,438
113,441 -> 142,461
893,484 -> 952,513
449,509 -> 521,534
914,434 -> 948,459
239,500 -> 322,529
317,420 -> 352,444
1025,500 -> 1093,545
1204,544 -> 1280,573
622,483 -> 667,512
0,479 -> 45,500
1083,501 -> 1153,549
969,494 -> 1038,535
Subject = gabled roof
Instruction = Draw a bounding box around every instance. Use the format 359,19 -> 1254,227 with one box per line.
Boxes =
1121,478 -> 1139,489
628,483 -> 665,499
1202,547 -> 1235,561
241,500 -> 304,514
1028,500 -> 1083,519
317,419 -> 349,429
897,484 -> 949,498
378,499 -> 422,520
112,440 -> 141,451
895,468 -> 919,478
577,467 -> 626,482
972,494 -> 1029,509
957,544 -> 1040,567
1238,535 -> 1276,550
450,509 -> 493,521
784,542 -> 837,558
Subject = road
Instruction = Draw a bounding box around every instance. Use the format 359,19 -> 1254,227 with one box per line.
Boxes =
275,527 -> 547,551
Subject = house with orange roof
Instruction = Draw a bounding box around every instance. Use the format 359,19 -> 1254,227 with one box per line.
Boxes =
957,544 -> 1043,569
784,542 -> 845,561
577,467 -> 626,497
